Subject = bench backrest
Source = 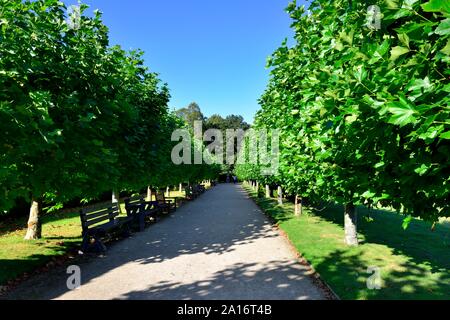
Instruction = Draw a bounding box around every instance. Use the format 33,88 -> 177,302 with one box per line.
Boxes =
80,203 -> 120,233
124,194 -> 147,208
155,191 -> 166,203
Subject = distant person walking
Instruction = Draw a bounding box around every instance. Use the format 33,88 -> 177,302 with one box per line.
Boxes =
233,175 -> 237,184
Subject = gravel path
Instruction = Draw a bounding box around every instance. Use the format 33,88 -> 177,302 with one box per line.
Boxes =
5,184 -> 326,300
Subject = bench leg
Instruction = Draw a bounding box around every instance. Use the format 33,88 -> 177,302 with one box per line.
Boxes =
92,235 -> 107,253
81,234 -> 90,253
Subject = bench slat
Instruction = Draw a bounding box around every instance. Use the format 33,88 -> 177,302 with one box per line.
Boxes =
81,207 -> 114,218
85,211 -> 119,227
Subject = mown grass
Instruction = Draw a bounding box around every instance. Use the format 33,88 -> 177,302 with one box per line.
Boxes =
0,189 -> 191,287
0,211 -> 82,286
243,184 -> 450,300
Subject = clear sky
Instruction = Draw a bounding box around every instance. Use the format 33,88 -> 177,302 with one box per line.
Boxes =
64,0 -> 307,123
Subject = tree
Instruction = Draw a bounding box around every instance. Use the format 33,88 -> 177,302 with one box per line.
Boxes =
204,114 -> 226,131
224,115 -> 251,131
238,0 -> 450,245
175,102 -> 205,128
0,0 -> 170,239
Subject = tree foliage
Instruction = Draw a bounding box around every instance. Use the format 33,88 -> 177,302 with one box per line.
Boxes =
0,1 -> 220,237
237,0 -> 449,228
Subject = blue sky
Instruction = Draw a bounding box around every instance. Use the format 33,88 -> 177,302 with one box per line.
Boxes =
65,0 -> 308,123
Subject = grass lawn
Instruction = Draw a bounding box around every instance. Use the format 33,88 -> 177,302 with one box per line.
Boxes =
0,189 -> 191,287
0,211 -> 82,287
243,184 -> 450,300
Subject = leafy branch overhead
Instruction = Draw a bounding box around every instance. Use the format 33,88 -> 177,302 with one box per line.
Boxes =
236,0 -> 450,227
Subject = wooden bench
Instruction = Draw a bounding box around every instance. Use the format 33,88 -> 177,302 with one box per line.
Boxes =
193,184 -> 205,197
155,190 -> 178,214
184,184 -> 205,200
184,185 -> 196,200
79,203 -> 133,253
125,195 -> 161,232
197,184 -> 206,193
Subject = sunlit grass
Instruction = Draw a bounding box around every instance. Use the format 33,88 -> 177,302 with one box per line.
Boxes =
0,183 -> 211,287
0,211 -> 82,286
243,183 -> 450,300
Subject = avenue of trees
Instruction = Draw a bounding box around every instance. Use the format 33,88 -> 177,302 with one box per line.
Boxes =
0,0 -> 220,239
236,0 -> 449,245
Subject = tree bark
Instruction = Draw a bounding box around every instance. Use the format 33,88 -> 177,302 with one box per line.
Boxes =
24,197 -> 42,240
294,195 -> 303,216
179,183 -> 183,193
278,186 -> 283,205
344,203 -> 358,246
112,190 -> 122,214
265,185 -> 270,198
147,186 -> 152,201
256,182 -> 259,192
166,186 -> 170,197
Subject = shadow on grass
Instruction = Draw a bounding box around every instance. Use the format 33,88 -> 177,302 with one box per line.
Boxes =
314,248 -> 450,300
0,241 -> 79,287
0,211 -> 81,237
311,204 -> 450,275
243,186 -> 450,300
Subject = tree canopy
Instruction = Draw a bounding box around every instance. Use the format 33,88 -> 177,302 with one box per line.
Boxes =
236,0 -> 450,243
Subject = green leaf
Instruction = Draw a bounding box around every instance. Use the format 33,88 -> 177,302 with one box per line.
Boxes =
402,215 -> 413,230
435,19 -> 450,35
362,190 -> 376,198
414,164 -> 430,176
390,46 -> 410,61
393,8 -> 412,19
440,131 -> 450,139
406,77 -> 433,93
402,0 -> 420,10
354,65 -> 367,83
398,33 -> 410,48
374,161 -> 385,169
386,98 -> 418,127
441,40 -> 450,55
421,0 -> 450,13
345,114 -> 358,124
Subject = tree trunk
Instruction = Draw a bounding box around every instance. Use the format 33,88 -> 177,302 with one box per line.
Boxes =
179,183 -> 183,193
256,182 -> 259,193
24,197 -> 42,240
294,195 -> 303,216
166,186 -> 170,197
147,186 -> 152,201
344,203 -> 358,246
277,186 -> 283,205
112,190 -> 122,214
265,185 -> 270,198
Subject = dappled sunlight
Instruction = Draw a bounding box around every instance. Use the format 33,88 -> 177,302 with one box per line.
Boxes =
116,260 -> 321,300
4,184 -> 324,300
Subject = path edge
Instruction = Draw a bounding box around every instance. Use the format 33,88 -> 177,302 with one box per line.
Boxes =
240,184 -> 340,301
